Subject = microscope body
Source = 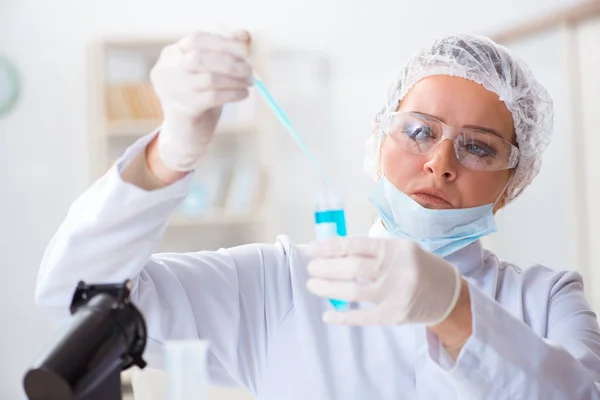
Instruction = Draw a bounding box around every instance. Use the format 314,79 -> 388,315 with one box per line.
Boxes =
24,281 -> 147,400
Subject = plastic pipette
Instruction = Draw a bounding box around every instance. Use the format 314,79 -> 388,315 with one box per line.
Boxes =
252,75 -> 331,187
218,27 -> 348,310
216,25 -> 331,186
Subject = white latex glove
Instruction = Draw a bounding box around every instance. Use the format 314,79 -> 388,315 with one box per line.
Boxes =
150,31 -> 253,171
306,237 -> 462,326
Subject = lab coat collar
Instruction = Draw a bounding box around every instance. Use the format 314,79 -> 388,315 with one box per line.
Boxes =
368,219 -> 484,275
443,239 -> 484,276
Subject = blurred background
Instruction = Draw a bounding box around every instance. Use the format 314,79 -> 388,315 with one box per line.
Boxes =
1,0 -> 599,398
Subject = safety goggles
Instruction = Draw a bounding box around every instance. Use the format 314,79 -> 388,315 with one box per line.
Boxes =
385,112 -> 520,171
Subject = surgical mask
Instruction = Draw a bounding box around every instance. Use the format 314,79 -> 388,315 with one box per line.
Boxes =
369,177 -> 497,257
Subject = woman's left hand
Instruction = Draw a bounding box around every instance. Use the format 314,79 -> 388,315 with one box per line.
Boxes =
306,236 -> 463,326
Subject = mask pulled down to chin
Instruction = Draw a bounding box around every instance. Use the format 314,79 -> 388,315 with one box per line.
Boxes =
368,177 -> 497,258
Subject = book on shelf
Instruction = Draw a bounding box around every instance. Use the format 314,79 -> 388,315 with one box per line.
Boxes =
106,83 -> 257,126
106,83 -> 163,121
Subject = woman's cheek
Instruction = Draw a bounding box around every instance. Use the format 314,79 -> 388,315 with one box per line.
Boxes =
458,170 -> 511,207
382,143 -> 422,186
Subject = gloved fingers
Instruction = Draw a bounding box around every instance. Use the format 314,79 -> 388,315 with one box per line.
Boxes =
191,73 -> 253,92
307,236 -> 384,259
322,309 -> 384,326
306,237 -> 347,258
190,89 -> 249,109
178,31 -> 251,59
307,256 -> 380,282
306,278 -> 378,302
182,51 -> 253,79
230,29 -> 251,43
168,89 -> 249,113
151,70 -> 251,105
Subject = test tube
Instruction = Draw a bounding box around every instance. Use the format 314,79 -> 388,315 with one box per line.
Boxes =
165,340 -> 209,400
314,190 -> 349,311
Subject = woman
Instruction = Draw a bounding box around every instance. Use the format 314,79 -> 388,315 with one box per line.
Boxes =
36,32 -> 600,399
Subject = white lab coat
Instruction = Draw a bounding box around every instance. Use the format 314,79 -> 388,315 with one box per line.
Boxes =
36,134 -> 600,399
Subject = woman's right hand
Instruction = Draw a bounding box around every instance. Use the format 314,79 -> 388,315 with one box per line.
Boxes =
148,31 -> 253,184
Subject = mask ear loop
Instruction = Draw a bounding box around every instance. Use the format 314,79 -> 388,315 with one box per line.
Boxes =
375,109 -> 395,181
374,130 -> 389,230
492,170 -> 515,211
375,131 -> 386,181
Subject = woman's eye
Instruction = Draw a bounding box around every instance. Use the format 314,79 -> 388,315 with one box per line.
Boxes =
465,141 -> 496,157
403,124 -> 433,140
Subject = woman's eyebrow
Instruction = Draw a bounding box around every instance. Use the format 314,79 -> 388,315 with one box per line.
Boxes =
411,111 -> 442,122
412,111 -> 503,139
462,124 -> 503,138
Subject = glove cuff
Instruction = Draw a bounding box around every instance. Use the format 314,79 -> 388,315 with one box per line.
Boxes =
429,265 -> 463,326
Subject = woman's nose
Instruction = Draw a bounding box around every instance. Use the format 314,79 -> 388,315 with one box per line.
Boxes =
423,139 -> 458,181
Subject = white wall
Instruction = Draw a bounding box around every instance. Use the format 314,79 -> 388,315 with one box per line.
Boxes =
0,0 -> 585,398
482,29 -> 580,273
480,19 -> 600,311
578,17 -> 600,310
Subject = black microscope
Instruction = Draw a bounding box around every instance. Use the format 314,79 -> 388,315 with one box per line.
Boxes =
23,280 -> 148,400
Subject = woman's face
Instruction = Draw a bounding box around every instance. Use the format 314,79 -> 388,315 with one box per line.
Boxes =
380,75 -> 516,211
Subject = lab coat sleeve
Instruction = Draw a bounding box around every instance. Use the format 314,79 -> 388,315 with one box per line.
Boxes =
426,270 -> 600,399
35,133 -> 294,391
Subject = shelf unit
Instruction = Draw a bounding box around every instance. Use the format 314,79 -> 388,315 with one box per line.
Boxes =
106,120 -> 259,138
87,36 -> 278,248
85,36 -> 336,400
88,35 -> 276,400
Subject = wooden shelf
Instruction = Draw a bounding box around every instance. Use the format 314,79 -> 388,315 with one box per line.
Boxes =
90,37 -> 276,245
107,119 -> 161,136
168,209 -> 265,227
106,120 -> 259,138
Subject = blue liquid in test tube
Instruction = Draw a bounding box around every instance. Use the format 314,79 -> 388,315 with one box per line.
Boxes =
314,191 -> 349,311
251,72 -> 349,310
253,78 -> 330,187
